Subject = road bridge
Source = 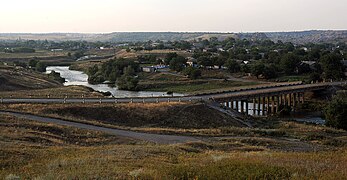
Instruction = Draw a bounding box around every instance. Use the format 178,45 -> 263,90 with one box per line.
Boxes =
1,81 -> 345,116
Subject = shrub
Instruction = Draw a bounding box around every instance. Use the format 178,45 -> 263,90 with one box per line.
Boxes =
324,94 -> 347,130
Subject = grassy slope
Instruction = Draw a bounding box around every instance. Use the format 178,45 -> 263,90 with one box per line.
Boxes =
0,103 -> 246,129
0,86 -> 104,98
1,114 -> 347,179
0,66 -> 61,91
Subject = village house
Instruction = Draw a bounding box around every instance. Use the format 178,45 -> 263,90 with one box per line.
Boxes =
186,57 -> 198,67
142,66 -> 157,73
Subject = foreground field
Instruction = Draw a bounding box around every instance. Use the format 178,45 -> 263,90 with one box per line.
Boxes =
1,114 -> 346,179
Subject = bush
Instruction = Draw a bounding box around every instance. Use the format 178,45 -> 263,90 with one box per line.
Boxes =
116,74 -> 138,91
183,67 -> 201,79
324,94 -> 347,130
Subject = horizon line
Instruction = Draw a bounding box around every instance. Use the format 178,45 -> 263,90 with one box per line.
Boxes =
0,29 -> 347,34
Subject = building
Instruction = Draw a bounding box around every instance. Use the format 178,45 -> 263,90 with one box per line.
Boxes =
186,58 -> 198,68
142,66 -> 156,73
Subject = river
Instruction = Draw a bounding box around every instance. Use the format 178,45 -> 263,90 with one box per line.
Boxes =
46,66 -> 184,98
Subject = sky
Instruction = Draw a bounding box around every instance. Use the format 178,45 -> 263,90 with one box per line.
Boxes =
0,0 -> 346,33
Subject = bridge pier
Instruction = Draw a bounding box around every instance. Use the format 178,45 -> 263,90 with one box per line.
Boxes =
262,97 -> 266,116
271,96 -> 275,114
235,100 -> 239,112
276,95 -> 280,113
266,96 -> 270,115
245,100 -> 249,115
240,101 -> 244,114
257,97 -> 261,116
253,98 -> 256,116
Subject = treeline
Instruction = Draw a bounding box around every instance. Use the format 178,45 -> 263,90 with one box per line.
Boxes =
87,58 -> 140,90
153,38 -> 347,82
0,40 -> 113,51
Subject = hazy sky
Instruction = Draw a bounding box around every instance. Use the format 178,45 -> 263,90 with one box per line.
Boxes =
0,0 -> 346,33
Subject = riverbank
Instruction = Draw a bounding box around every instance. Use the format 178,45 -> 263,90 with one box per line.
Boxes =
46,66 -> 184,97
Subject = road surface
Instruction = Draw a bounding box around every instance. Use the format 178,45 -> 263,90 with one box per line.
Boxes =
0,110 -> 200,144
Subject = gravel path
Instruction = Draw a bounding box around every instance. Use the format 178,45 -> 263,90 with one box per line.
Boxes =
0,111 -> 200,144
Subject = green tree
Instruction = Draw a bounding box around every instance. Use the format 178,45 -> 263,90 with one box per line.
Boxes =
35,61 -> 47,72
319,54 -> 344,80
116,74 -> 138,91
169,56 -> 186,72
225,59 -> 241,73
197,56 -> 213,67
183,67 -> 201,79
123,66 -> 136,76
324,94 -> 347,130
262,64 -> 278,79
29,59 -> 38,68
280,54 -> 301,75
251,62 -> 265,79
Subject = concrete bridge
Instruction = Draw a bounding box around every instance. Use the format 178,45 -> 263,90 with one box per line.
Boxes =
1,81 -> 345,116
203,81 -> 345,116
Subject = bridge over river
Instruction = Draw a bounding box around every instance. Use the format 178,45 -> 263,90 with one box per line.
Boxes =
1,81 -> 346,116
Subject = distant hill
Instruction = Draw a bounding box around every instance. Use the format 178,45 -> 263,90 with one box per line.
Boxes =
0,31 -> 346,44
0,32 -> 267,43
265,30 -> 347,44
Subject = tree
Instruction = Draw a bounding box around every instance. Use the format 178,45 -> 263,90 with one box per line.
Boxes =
319,54 -> 344,80
116,74 -> 138,91
262,64 -> 278,79
164,53 -> 178,64
169,56 -> 186,72
73,51 -> 85,60
324,94 -> 347,130
29,59 -> 39,68
35,61 -> 47,72
251,62 -> 265,79
225,59 -> 240,73
197,56 -> 212,67
183,67 -> 201,79
280,54 -> 301,75
123,66 -> 136,76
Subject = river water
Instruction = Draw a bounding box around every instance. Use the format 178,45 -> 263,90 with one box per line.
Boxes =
46,66 -> 325,124
46,66 -> 184,98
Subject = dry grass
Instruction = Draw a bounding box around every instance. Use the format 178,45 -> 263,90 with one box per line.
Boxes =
0,86 -> 103,98
0,102 -> 246,129
1,112 -> 347,179
0,66 -> 61,91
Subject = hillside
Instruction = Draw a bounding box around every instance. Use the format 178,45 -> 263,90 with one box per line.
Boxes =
266,30 -> 347,44
0,66 -> 61,91
1,31 -> 346,44
0,32 -> 266,42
